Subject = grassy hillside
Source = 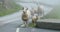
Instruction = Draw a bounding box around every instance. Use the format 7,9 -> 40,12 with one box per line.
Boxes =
0,1 -> 22,16
42,5 -> 60,19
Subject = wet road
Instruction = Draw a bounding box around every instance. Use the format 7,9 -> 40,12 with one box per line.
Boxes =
0,20 -> 22,32
0,20 -> 60,32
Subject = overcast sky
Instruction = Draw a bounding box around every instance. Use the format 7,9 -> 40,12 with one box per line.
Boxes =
20,0 -> 60,6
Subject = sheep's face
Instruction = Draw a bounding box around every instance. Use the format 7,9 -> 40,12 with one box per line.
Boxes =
23,11 -> 26,14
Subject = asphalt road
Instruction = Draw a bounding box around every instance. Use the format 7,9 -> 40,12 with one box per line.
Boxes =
0,20 -> 60,32
0,20 -> 22,32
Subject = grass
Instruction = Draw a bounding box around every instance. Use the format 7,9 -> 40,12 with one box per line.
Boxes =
42,5 -> 60,19
0,2 -> 23,16
28,23 -> 36,28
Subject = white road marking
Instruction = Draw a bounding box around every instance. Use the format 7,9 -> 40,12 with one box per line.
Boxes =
16,28 -> 20,32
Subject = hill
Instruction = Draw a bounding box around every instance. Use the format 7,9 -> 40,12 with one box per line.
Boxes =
42,5 -> 60,19
0,0 -> 22,16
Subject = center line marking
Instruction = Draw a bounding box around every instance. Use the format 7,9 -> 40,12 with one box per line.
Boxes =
16,28 -> 20,32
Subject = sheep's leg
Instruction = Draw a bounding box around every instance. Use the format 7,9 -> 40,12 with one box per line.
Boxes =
25,21 -> 28,27
20,21 -> 26,27
23,21 -> 25,25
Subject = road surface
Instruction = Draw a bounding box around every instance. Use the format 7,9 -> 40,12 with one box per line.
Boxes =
0,10 -> 23,25
0,20 -> 60,32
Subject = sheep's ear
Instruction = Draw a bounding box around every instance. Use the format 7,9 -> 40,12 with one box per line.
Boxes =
23,11 -> 25,13
22,7 -> 24,10
26,8 -> 28,10
36,15 -> 38,17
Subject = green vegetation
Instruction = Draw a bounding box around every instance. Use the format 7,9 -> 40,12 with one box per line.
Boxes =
0,1 -> 22,16
42,5 -> 60,19
28,23 -> 36,27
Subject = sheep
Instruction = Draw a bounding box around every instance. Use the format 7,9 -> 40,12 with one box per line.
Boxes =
32,14 -> 38,24
22,8 -> 31,27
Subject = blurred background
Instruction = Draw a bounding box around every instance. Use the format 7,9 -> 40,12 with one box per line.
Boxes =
0,0 -> 60,32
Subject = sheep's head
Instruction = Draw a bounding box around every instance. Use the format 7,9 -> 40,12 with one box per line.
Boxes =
23,11 -> 26,14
